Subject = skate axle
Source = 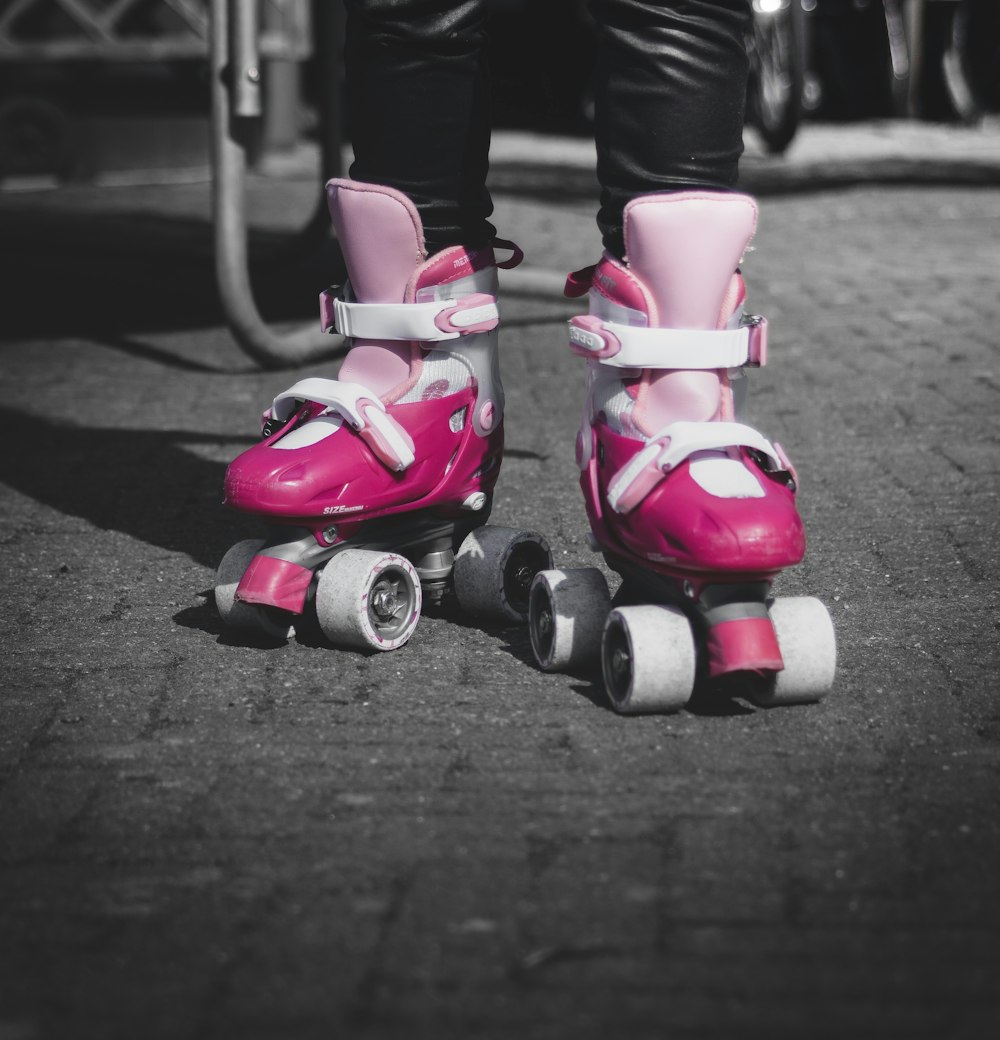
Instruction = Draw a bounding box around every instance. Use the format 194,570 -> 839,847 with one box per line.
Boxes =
610,647 -> 631,679
370,580 -> 401,622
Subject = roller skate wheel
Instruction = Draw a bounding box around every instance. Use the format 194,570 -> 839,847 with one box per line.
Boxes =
602,606 -> 696,715
751,596 -> 836,706
529,568 -> 611,672
215,538 -> 294,639
453,526 -> 552,623
315,549 -> 422,652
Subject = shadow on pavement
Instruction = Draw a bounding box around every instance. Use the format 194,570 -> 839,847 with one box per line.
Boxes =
98,334 -> 248,374
172,593 -> 298,650
1,193 -> 581,352
0,404 -> 255,569
0,204 -> 341,342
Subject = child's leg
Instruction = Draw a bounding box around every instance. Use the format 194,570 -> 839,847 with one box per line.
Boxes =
344,0 -> 494,252
590,0 -> 751,257
535,1 -> 835,708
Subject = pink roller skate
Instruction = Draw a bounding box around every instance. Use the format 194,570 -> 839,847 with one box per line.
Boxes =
215,179 -> 551,651
528,192 -> 835,712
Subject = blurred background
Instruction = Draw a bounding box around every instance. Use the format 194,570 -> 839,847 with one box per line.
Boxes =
0,0 -> 998,183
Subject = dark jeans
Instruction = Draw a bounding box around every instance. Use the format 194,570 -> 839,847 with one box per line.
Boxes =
344,0 -> 751,258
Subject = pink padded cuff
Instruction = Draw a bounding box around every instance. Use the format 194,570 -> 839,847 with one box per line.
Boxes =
623,192 -> 757,329
326,179 -> 425,304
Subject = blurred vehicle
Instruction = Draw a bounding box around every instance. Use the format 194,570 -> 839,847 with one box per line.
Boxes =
746,0 -> 810,154
806,0 -> 995,123
942,0 -> 1000,121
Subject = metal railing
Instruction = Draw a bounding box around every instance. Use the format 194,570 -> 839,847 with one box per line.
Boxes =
1,0 -> 343,367
0,0 -> 308,61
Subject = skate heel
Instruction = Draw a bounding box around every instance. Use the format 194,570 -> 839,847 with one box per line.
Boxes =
697,582 -> 783,678
704,613 -> 783,678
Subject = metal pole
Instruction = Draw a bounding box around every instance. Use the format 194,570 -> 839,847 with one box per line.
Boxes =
261,0 -> 299,155
210,0 -> 343,368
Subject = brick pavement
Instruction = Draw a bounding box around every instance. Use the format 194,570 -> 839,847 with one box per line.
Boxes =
1,122 -> 999,1039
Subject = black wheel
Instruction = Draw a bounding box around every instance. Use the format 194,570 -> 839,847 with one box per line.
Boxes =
747,0 -> 807,155
528,568 -> 610,672
453,527 -> 552,623
215,539 -> 294,639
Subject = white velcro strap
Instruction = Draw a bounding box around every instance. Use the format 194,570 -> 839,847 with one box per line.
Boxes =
271,377 -> 415,472
332,296 -> 497,342
586,322 -> 751,369
649,421 -> 783,473
606,421 -> 786,514
272,377 -> 372,425
605,441 -> 663,513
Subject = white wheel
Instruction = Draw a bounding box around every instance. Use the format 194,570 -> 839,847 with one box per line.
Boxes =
602,605 -> 696,715
529,568 -> 611,672
453,526 -> 552,623
215,538 -> 294,639
751,596 -> 836,706
315,549 -> 422,652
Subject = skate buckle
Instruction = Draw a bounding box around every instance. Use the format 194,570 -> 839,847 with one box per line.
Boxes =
741,314 -> 768,367
568,315 -> 621,360
434,293 -> 500,336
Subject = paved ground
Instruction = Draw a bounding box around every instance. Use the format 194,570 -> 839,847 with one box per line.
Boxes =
2,120 -> 1000,1039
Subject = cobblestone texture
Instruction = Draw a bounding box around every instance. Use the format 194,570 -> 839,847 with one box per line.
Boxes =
1,123 -> 999,1040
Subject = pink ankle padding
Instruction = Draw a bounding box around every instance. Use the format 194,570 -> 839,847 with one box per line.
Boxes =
623,192 -> 756,328
622,192 -> 757,433
337,343 -> 412,399
326,180 -> 428,400
326,179 -> 425,303
637,372 -> 724,428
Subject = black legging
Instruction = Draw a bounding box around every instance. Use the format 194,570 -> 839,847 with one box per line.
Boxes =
344,0 -> 751,258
